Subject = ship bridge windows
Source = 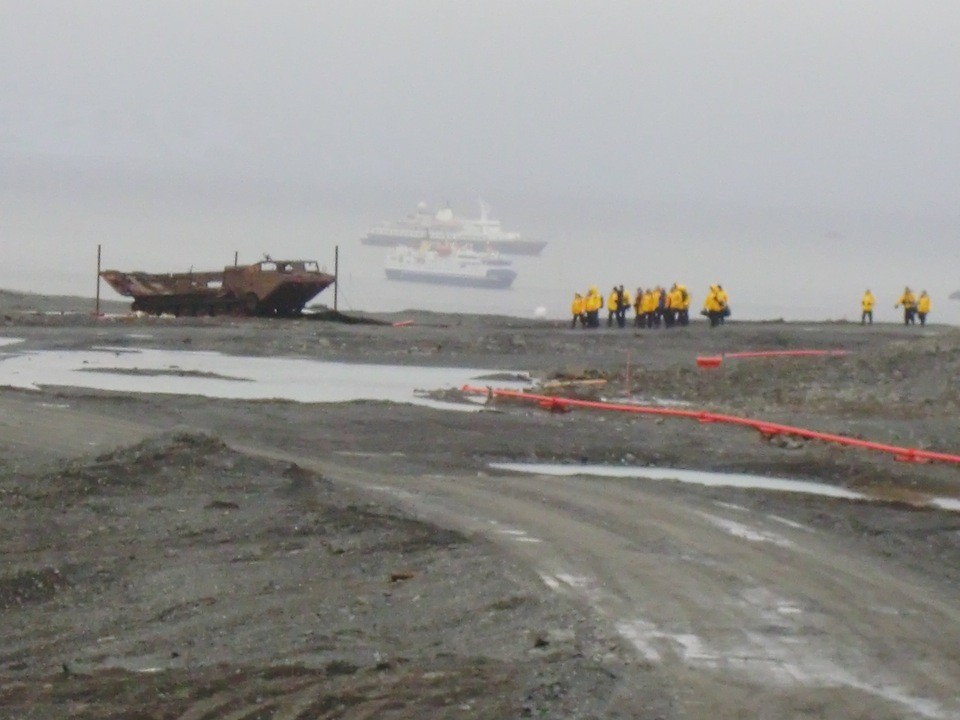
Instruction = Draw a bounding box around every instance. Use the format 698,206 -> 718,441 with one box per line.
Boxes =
260,262 -> 277,272
304,261 -> 320,273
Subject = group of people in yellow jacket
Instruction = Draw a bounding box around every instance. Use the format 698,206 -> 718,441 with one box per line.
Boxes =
862,287 -> 931,326
570,285 -> 632,328
571,283 -> 729,329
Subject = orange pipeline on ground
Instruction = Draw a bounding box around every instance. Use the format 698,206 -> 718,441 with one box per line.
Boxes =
461,385 -> 960,465
696,349 -> 849,368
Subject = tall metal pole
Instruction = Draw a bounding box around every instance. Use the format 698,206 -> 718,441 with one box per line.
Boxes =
334,245 -> 339,312
95,244 -> 102,317
234,251 -> 238,266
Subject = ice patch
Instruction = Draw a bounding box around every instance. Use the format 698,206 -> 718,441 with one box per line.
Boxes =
766,514 -> 812,531
493,527 -> 543,543
554,573 -> 590,588
930,497 -> 960,511
0,337 -> 23,347
492,462 -> 960,514
614,619 -> 661,662
539,574 -> 561,591
714,501 -> 748,512
490,463 -> 866,500
618,614 -> 952,718
697,512 -> 796,549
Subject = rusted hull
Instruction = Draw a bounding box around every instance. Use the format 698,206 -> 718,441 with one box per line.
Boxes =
100,261 -> 336,317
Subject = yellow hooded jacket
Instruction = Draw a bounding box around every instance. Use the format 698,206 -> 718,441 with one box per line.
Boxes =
703,286 -> 722,313
896,290 -> 917,309
716,286 -> 729,308
641,290 -> 656,313
918,293 -> 931,314
571,294 -> 584,315
607,290 -> 619,312
585,287 -> 603,313
668,286 -> 684,310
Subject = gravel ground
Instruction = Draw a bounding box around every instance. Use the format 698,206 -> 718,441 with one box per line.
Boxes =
1,294 -> 959,718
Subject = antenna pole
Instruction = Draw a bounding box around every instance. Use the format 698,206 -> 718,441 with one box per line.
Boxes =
334,245 -> 339,312
95,244 -> 102,317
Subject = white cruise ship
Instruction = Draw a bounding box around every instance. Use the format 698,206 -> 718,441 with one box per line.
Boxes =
384,244 -> 518,289
363,200 -> 546,256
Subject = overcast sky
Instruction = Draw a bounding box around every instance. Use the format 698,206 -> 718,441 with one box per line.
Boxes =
2,1 -> 959,321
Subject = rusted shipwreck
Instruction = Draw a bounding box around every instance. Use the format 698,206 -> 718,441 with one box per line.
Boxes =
100,258 -> 336,317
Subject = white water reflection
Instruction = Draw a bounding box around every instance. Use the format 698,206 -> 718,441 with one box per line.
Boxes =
491,463 -> 865,499
0,337 -> 23,348
0,346 -> 528,410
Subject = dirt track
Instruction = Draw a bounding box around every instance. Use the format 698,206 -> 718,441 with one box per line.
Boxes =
2,305 -> 960,718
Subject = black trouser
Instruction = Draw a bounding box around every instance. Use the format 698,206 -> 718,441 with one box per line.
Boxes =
919,312 -> 927,326
904,307 -> 916,325
677,309 -> 689,326
607,310 -> 615,327
586,310 -> 599,328
616,307 -> 627,328
861,310 -> 872,324
708,310 -> 722,327
571,314 -> 580,328
663,309 -> 676,327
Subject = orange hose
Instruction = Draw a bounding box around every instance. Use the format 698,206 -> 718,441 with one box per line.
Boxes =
723,349 -> 849,359
461,385 -> 960,465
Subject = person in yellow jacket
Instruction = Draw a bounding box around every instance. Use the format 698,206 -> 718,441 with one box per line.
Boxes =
917,290 -> 931,326
716,284 -> 730,324
636,288 -> 651,328
702,285 -> 726,328
640,288 -> 655,328
584,286 -> 603,328
650,286 -> 664,328
895,286 -> 917,325
633,287 -> 644,328
606,286 -> 619,327
860,290 -> 875,325
675,283 -> 691,326
614,284 -> 631,328
570,292 -> 585,328
666,284 -> 685,328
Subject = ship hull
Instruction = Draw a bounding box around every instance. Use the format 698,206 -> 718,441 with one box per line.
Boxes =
385,266 -> 517,289
364,233 -> 546,256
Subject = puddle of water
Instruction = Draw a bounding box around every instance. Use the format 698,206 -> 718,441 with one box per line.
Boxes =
0,337 -> 24,347
0,346 -> 528,410
490,463 -> 866,500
